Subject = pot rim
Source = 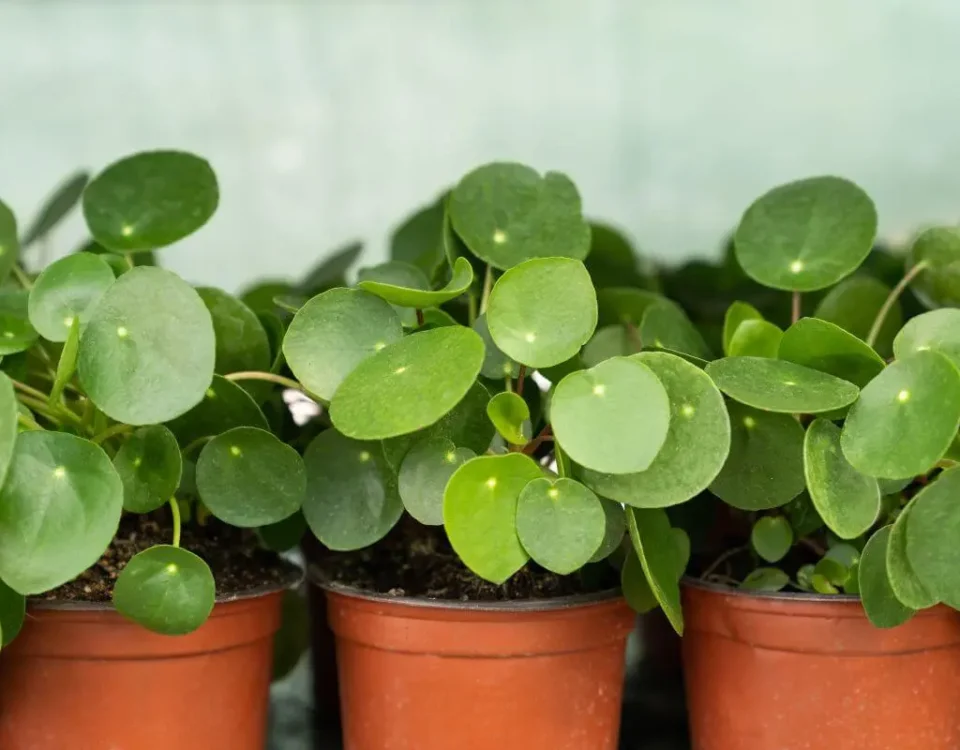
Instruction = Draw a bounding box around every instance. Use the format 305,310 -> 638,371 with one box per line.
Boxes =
682,575 -> 861,604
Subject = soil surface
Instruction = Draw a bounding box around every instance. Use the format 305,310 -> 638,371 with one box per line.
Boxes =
308,517 -> 617,602
41,513 -> 301,603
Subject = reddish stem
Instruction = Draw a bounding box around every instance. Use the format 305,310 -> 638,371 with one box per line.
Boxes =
516,365 -> 527,397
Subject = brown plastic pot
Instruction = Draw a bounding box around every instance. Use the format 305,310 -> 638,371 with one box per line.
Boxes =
324,582 -> 636,750
0,588 -> 284,750
682,579 -> 960,750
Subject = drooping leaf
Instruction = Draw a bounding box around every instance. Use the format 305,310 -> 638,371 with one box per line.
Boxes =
906,226 -> 960,308
486,391 -> 530,446
727,319 -> 782,358
443,453 -> 542,583
751,516 -> 793,563
740,567 -> 790,592
722,301 -> 762,355
894,309 -> 960,370
625,508 -> 684,634
886,497 -> 938,609
589,497 -> 626,563
778,317 -> 885,387
814,276 -> 902,357
113,425 -> 182,513
359,256 -> 473,309
859,526 -> 915,628
905,466 -> 960,609
0,200 -> 18,285
0,579 -> 25,646
472,313 -> 519,379
27,253 -> 115,343
357,261 -> 430,327
397,438 -> 474,525
166,374 -> 268,446
640,303 -> 712,360
20,171 -> 89,248
82,150 -> 219,252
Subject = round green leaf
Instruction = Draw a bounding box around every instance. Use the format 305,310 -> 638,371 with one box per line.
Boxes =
905,466 -> 960,609
779,317 -> 885,388
330,326 -> 484,440
82,150 -> 218,252
625,508 -> 684,634
113,425 -> 182,513
579,352 -> 730,508
486,257 -> 597,368
751,516 -> 793,563
841,351 -> 960,479
443,453 -> 541,584
552,356 -> 670,474
0,291 -> 38,355
734,176 -> 877,291
907,226 -> 960,308
78,267 -> 216,425
196,427 -> 305,527
859,526 -> 915,629
302,430 -> 402,551
113,546 -> 215,635
283,288 -> 403,403
449,162 -> 590,270
516,477 -> 605,575
398,438 -> 474,525
0,579 -> 25,646
472,313 -> 519,379
740,567 -> 790,592
640,303 -> 712,360
894,309 -> 960,370
356,261 -> 430,327
815,276 -> 902,357
887,497 -> 938,609
581,325 -> 634,366
27,253 -> 115,342
621,550 -> 658,613
197,287 -> 271,376
0,373 -> 18,489
486,391 -> 530,446
722,301 -> 762,355
0,199 -> 20,284
257,511 -> 307,552
359,256 -> 473,308
727,319 -> 782,359
589,497 -> 626,563
706,357 -> 859,414
0,431 -> 122,594
166,374 -> 268,446
709,402 -> 805,510
804,418 -> 880,540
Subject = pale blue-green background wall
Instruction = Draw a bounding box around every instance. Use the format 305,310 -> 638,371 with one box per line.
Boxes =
2,0 -> 958,293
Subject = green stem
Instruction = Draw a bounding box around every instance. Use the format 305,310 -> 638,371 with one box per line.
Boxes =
555,442 -> 569,478
415,308 -> 425,327
17,413 -> 43,431
92,423 -> 133,445
225,371 -> 307,394
123,253 -> 135,271
467,292 -> 478,326
701,545 -> 748,580
479,265 -> 494,314
10,264 -> 32,290
866,261 -> 929,348
16,394 -> 82,427
169,497 -> 181,548
10,379 -> 49,403
182,435 -> 214,458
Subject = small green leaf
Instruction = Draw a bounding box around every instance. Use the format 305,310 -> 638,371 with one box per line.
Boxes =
443,453 -> 542,583
796,563 -> 816,591
113,546 -> 215,635
0,200 -> 19,285
552,356 -> 670,474
0,291 -> 38,355
258,511 -> 307,552
486,257 -> 597,368
811,573 -> 840,594
621,550 -> 658,613
359,256 -> 474,309
49,317 -> 80,405
449,162 -> 590,269
751,516 -> 793,563
706,357 -> 859,414
778,317 -> 885,387
516,477 -> 605,575
907,226 -> 960,308
302,431 -> 403,550
113,425 -> 182,513
0,579 -> 25,646
27,253 -> 115,342
905,466 -> 960,609
486,391 -> 530,446
740,567 -> 790,592
709,402 -> 805,510
734,176 -> 877,291
841,351 -> 960,479
886,497 -> 938,609
804,418 -> 880,540
197,287 -> 271,380
894,309 -> 960,370
815,276 -> 902,357
83,150 -> 218,252
859,526 -> 915,628
166,374 -> 268,446
0,431 -> 122,594
814,557 -> 850,588
625,508 -> 684,634
472,313 -> 519,379
356,261 -> 431,327
597,287 -> 670,328
20,171 -> 88,248
727,320 -> 782,358
784,491 -> 825,538
722,301 -> 763,355
397,438 -> 474,525
196,427 -> 305,527
640,303 -> 712,360
589,497 -> 626,563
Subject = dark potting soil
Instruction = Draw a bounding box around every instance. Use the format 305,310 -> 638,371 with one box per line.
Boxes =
309,517 -> 618,602
40,513 -> 301,603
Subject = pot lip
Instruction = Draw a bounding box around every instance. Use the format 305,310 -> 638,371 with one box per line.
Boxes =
682,575 -> 861,604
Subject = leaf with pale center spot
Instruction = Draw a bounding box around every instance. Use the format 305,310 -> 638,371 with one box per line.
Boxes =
722,301 -> 762,355
779,317 -> 885,387
886,496 -> 938,609
398,438 -> 474,525
83,150 -> 218,252
486,391 -> 530,446
625,508 -> 684,634
516,477 -> 605,575
751,516 -> 793,563
706,356 -> 859,414
640,303 -> 712,360
486,257 -> 597,368
815,276 -> 902,357
804,418 -> 880,539
841,351 -> 960,479
579,352 -> 729,508
113,425 -> 182,513
0,291 -> 38,355
859,526 -> 915,628
113,546 -> 215,635
356,261 -> 431,326
734,176 -> 877,291
27,253 -> 115,342
302,431 -> 403,551
359,256 -> 474,309
166,374 -> 268,446
472,314 -> 519,379
443,453 -> 542,584
740,568 -> 790,592
709,401 -> 805,510
589,497 -> 626,563
196,427 -> 305,527
894,309 -> 960,370
331,326 -> 484,440
727,319 -> 782,358
0,579 -> 25,646
283,288 -> 403,403
552,356 -> 670,475
905,466 -> 960,610
449,162 -> 590,269
907,226 -> 960,308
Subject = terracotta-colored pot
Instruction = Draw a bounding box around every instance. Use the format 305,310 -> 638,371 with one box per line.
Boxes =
0,589 -> 283,750
682,579 -> 960,750
325,583 -> 635,750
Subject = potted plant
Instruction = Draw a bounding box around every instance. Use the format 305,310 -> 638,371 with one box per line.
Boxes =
0,150 -> 302,750
625,176 -> 960,749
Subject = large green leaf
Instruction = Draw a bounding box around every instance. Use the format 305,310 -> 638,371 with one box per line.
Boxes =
841,351 -> 960,479
709,401 -> 805,510
0,199 -> 19,285
166,374 -> 268,446
197,287 -> 271,377
20,171 -> 89,248
804,418 -> 880,540
113,425 -> 182,513
907,226 -> 960,308
449,162 -> 590,269
78,267 -> 215,425
722,301 -> 762,355
858,526 -> 915,629
330,326 -> 484,440
626,508 -> 684,634
27,253 -> 115,343
486,391 -> 530,445
82,150 -> 218,252
640,303 -> 712,360
0,431 -> 122,594
894,309 -> 960,370
0,579 -> 25,646
778,317 -> 885,387
814,276 -> 902,357
113,546 -> 215,635
283,288 -> 403,402
905,466 -> 960,609
302,431 -> 403,550
486,257 -> 596,368
196,427 -> 305,527
734,176 -> 877,291
359,256 -> 473,309
887,497 -> 938,609
580,351 -> 730,508
397,437 -> 474,525
443,453 -> 541,583
552,356 -> 670,474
